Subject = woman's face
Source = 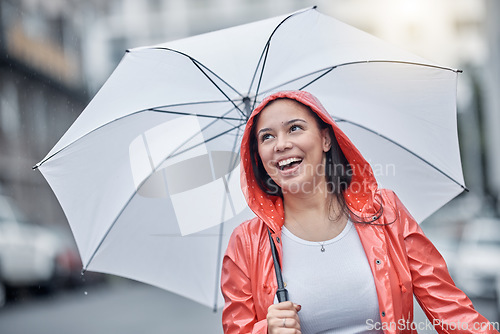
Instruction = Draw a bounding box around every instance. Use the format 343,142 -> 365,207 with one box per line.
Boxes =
255,99 -> 331,195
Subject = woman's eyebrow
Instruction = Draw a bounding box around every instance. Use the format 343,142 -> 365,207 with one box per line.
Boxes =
285,118 -> 307,126
257,127 -> 272,136
257,119 -> 307,136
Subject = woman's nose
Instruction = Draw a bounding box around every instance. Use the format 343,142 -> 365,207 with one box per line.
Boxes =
274,136 -> 292,152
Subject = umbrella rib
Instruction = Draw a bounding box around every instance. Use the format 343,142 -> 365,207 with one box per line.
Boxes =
34,100 -> 243,169
147,99 -> 247,126
152,101 -> 245,162
167,122 -> 244,160
149,46 -> 246,118
251,44 -> 270,111
147,99 -> 243,113
150,47 -> 244,99
247,41 -> 269,99
189,59 -> 248,119
213,178 -> 232,312
247,6 -> 318,99
335,118 -> 467,191
192,60 -> 245,99
254,67 -> 334,98
212,124 -> 243,311
148,233 -> 233,237
298,60 -> 460,91
149,108 -> 243,122
213,221 -> 225,311
253,60 -> 460,99
227,125 -> 244,180
83,122 -> 247,270
298,67 -> 335,91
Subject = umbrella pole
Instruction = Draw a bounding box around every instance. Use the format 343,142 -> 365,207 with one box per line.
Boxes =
267,229 -> 288,302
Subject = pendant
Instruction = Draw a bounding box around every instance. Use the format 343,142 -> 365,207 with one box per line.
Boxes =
321,244 -> 325,252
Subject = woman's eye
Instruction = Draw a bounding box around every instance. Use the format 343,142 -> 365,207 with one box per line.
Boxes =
261,133 -> 273,142
290,124 -> 302,132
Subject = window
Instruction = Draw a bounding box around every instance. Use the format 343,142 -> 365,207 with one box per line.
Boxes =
0,82 -> 20,138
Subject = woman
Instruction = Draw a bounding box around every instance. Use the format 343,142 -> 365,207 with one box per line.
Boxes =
221,90 -> 498,334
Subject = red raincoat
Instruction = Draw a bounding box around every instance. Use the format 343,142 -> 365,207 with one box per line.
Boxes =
221,91 -> 498,334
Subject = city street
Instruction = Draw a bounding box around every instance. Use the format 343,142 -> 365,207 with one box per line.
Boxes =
0,279 -> 497,334
0,280 -> 223,334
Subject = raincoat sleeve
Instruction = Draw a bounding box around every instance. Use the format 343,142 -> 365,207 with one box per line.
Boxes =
221,224 -> 268,334
396,193 -> 499,334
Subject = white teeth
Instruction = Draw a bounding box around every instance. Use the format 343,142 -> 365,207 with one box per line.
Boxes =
278,157 -> 302,167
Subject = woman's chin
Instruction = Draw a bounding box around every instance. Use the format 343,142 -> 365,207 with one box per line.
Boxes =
278,173 -> 331,196
279,180 -> 315,196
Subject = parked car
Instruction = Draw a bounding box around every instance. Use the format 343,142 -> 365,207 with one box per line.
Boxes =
0,194 -> 79,305
454,217 -> 500,299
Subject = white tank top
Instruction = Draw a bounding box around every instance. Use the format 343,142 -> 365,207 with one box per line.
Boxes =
279,220 -> 382,334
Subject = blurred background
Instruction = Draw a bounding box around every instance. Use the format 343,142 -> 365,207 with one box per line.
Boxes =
0,0 -> 499,333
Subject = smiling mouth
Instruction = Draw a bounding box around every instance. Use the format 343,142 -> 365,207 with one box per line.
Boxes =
277,157 -> 303,171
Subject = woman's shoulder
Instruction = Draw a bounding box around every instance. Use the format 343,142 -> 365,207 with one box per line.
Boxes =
376,188 -> 420,234
227,217 -> 266,250
377,188 -> 410,215
377,188 -> 398,205
232,216 -> 266,237
224,216 -> 269,268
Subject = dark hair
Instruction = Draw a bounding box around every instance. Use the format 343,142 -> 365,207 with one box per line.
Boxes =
249,98 -> 353,220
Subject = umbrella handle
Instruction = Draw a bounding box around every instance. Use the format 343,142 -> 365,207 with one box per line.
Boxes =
267,229 -> 289,302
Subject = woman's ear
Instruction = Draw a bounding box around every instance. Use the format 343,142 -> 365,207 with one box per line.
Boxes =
321,128 -> 332,152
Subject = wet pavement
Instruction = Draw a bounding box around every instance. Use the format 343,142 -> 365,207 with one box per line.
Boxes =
0,278 -> 497,334
0,279 -> 223,334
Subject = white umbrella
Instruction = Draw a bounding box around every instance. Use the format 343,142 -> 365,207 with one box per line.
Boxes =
34,7 -> 465,310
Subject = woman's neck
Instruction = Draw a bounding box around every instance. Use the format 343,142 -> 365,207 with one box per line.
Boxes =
282,190 -> 348,242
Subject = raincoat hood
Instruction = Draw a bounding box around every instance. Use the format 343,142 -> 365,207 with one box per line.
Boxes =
240,90 -> 381,232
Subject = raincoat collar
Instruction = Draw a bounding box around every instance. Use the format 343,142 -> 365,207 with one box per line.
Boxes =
240,90 -> 381,233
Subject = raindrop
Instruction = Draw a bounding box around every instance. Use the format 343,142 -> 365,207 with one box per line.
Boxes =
81,270 -> 86,283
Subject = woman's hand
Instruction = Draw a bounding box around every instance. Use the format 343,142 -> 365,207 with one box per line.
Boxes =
267,301 -> 302,333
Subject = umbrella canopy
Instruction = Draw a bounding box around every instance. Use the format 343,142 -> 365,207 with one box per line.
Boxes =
35,7 -> 465,309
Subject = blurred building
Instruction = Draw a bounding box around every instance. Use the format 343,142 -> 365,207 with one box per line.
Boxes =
79,0 -> 308,94
0,0 -> 89,226
483,0 -> 500,213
